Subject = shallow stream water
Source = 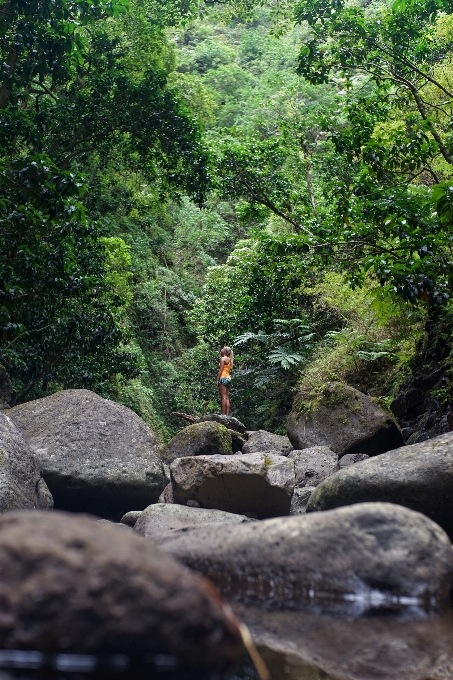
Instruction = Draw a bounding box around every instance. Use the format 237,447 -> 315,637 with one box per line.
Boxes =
2,601 -> 452,680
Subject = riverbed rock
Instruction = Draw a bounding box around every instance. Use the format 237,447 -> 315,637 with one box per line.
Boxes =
243,430 -> 292,456
290,486 -> 316,515
0,412 -> 53,512
306,432 -> 453,538
134,503 -> 252,538
339,452 -> 370,468
287,381 -> 404,457
161,421 -> 233,465
288,446 -> 338,488
0,510 -> 243,674
170,452 -> 295,519
155,503 -> 453,610
8,389 -> 164,519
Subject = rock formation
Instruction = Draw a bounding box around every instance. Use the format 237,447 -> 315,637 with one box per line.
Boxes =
9,389 -> 164,519
170,452 -> 295,519
287,381 -> 404,456
306,431 -> 453,538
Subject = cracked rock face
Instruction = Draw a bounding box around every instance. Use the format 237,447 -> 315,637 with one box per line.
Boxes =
9,389 -> 164,519
0,412 -> 53,512
170,452 -> 295,519
287,382 -> 404,457
0,511 -> 243,674
306,431 -> 453,539
154,502 -> 453,612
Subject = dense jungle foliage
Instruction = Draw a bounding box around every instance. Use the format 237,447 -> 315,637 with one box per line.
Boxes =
2,0 -> 453,438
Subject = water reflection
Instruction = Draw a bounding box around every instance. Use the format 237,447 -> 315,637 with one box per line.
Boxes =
228,604 -> 453,680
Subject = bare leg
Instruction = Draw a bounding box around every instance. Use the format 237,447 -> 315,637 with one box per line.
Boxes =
219,383 -> 230,415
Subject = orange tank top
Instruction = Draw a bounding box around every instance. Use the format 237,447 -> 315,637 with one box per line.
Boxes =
219,359 -> 231,379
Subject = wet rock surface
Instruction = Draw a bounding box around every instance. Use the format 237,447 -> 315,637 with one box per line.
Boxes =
306,431 -> 453,538
161,421 -> 233,465
170,452 -> 295,519
133,503 -> 252,537
0,412 -> 53,512
0,511 -> 243,674
230,605 -> 453,680
288,446 -> 338,488
287,381 -> 404,457
155,502 -> 453,610
242,430 -> 292,456
9,389 -> 165,519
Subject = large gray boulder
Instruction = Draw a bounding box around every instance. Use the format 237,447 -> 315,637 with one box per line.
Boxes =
306,432 -> 453,539
155,503 -> 453,610
170,452 -> 295,519
0,511 -> 243,674
287,381 -> 404,457
242,430 -> 292,456
161,421 -> 233,465
9,389 -> 164,519
134,503 -> 252,538
288,446 -> 339,488
0,412 -> 53,512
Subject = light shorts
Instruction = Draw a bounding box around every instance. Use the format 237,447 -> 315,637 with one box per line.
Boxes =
218,378 -> 231,387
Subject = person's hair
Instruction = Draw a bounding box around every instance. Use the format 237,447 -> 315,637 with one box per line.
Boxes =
223,346 -> 234,369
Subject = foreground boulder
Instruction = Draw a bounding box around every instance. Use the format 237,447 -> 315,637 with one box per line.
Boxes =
9,389 -> 164,519
288,446 -> 338,488
287,382 -> 404,457
170,453 -> 295,519
155,503 -> 453,609
134,503 -> 252,538
161,421 -> 233,465
0,511 -> 243,674
306,432 -> 453,538
0,412 -> 53,512
243,430 -> 292,456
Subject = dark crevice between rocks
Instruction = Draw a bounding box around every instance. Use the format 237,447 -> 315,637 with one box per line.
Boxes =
391,308 -> 453,445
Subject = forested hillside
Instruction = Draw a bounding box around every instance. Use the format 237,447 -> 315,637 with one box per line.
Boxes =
3,0 -> 453,440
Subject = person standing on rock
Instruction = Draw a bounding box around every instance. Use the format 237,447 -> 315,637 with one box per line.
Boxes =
217,346 -> 233,415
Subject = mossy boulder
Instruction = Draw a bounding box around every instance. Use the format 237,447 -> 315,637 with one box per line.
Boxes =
306,431 -> 453,539
161,421 -> 233,465
287,381 -> 404,457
